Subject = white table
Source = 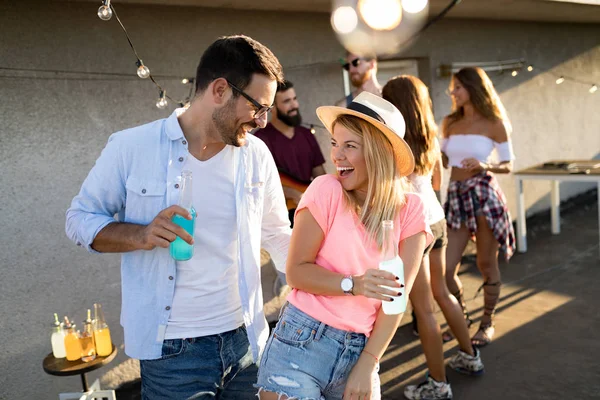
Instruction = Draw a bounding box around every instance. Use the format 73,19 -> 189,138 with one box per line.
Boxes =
515,160 -> 600,259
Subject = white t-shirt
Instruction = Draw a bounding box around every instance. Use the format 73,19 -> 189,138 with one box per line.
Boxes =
165,146 -> 244,339
409,172 -> 445,225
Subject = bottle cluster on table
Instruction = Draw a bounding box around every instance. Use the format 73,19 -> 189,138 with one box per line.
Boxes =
50,303 -> 112,362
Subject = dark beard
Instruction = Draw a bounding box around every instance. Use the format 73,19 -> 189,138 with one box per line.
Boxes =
276,107 -> 302,127
212,98 -> 256,147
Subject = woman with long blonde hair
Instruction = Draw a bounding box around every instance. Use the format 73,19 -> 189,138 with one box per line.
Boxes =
255,92 -> 432,400
383,75 -> 484,400
442,67 -> 516,348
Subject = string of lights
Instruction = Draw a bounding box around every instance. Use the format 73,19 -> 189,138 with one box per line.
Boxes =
300,123 -> 325,134
93,0 -> 464,109
97,0 -> 197,108
2,1 -> 596,104
2,59 -> 595,95
0,66 -> 189,81
98,0 -> 330,130
439,59 -> 598,94
504,64 -> 597,94
545,70 -> 598,93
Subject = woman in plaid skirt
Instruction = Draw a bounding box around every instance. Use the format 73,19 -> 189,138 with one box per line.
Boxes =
441,67 -> 516,348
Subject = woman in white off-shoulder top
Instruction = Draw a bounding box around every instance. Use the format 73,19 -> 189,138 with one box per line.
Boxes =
441,67 -> 516,349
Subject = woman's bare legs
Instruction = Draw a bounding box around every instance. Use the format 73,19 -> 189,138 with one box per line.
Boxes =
443,224 -> 473,339
471,214 -> 501,346
445,224 -> 471,297
410,255 -> 446,383
429,246 -> 475,356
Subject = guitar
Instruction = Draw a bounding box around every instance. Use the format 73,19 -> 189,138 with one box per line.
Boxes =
278,170 -> 311,210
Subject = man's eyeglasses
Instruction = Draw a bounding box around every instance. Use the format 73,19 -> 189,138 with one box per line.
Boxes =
342,58 -> 362,71
226,80 -> 273,119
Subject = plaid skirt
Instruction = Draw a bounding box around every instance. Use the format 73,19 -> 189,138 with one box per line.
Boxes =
444,172 -> 516,260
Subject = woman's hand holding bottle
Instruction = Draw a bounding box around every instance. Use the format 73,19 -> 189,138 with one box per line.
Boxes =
352,269 -> 403,301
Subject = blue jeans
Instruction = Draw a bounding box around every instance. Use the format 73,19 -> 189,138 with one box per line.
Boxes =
256,303 -> 380,400
140,325 -> 258,399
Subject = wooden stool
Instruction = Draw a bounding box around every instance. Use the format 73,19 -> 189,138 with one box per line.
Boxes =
42,345 -> 118,400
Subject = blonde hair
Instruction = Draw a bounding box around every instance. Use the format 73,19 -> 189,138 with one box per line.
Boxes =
382,75 -> 438,175
331,115 -> 407,249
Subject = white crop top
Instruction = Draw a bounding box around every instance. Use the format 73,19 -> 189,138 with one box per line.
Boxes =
409,173 -> 445,225
441,134 -> 515,168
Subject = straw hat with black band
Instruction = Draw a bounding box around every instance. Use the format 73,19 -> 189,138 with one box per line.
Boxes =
316,92 -> 415,177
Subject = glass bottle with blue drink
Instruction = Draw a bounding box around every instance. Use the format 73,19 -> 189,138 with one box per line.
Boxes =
170,170 -> 196,261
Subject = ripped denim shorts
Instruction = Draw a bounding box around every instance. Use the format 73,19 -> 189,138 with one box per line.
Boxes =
255,302 -> 380,400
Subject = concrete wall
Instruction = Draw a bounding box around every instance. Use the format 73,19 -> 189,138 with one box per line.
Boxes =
413,18 -> 600,214
0,1 -> 598,398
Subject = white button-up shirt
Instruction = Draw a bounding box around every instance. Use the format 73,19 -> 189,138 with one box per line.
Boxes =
66,109 -> 291,361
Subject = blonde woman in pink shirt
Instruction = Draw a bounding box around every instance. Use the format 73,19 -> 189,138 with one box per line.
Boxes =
256,92 -> 433,400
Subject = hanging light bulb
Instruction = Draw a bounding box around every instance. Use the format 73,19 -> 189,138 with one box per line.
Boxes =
402,0 -> 428,14
156,91 -> 168,109
527,65 -> 534,72
331,6 -> 358,34
97,1 -> 112,21
556,76 -> 565,85
136,60 -> 150,79
310,125 -> 316,134
511,70 -> 518,77
181,78 -> 189,84
590,84 -> 598,94
331,0 -> 427,57
358,0 -> 403,31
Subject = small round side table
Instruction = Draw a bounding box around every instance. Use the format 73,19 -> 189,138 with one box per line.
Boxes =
42,345 -> 118,400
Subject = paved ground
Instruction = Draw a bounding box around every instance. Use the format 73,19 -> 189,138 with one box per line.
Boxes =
381,197 -> 600,399
115,194 -> 599,399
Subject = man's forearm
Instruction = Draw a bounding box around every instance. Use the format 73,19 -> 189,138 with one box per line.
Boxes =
91,222 -> 148,253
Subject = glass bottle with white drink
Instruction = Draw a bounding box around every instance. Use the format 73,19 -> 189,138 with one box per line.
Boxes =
379,220 -> 406,314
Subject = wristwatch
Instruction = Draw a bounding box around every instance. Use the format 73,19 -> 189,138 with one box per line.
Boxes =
341,275 -> 354,296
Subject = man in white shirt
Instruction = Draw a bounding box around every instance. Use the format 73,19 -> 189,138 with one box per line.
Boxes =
66,35 -> 291,399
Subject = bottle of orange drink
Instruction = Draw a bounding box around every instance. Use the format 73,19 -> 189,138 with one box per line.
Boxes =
93,303 -> 112,357
63,316 -> 82,361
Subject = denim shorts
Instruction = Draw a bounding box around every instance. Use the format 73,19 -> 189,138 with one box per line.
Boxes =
256,303 -> 380,400
424,219 -> 448,255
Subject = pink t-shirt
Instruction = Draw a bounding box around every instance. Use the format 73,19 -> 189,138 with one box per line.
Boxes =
287,174 -> 433,336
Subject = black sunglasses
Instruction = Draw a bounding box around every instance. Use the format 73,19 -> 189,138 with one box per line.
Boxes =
342,58 -> 362,71
226,80 -> 273,119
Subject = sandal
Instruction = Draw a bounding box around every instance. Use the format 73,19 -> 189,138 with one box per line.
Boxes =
471,323 -> 495,347
470,280 -> 502,347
